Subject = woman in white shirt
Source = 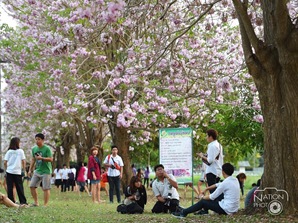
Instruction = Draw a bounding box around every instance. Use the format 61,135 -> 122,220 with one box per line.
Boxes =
4,137 -> 27,205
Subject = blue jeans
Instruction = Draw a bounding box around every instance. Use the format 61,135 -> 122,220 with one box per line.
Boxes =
183,199 -> 226,216
108,176 -> 121,203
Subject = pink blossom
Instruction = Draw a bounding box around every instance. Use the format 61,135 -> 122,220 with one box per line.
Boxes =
253,114 -> 264,123
101,104 -> 109,113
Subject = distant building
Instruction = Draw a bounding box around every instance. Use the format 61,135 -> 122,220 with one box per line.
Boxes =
238,161 -> 250,173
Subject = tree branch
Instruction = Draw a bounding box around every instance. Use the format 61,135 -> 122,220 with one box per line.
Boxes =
232,0 -> 262,53
146,0 -> 221,71
273,0 -> 293,43
159,0 -> 178,20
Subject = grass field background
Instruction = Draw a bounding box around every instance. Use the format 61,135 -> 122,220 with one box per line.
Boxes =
1,174 -> 295,223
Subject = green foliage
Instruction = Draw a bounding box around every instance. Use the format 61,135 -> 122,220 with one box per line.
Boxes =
203,103 -> 264,164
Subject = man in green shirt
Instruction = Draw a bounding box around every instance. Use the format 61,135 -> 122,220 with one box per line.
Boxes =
28,133 -> 53,207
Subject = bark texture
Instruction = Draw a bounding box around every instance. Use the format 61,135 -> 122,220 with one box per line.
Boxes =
233,0 -> 298,215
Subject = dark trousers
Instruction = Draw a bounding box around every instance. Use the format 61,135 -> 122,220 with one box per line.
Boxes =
61,179 -> 68,192
108,176 -> 121,203
151,199 -> 179,213
206,173 -> 224,201
206,173 -> 219,193
6,172 -> 27,204
143,178 -> 149,188
183,199 -> 227,216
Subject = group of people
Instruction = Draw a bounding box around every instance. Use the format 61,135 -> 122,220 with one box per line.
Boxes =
0,133 -> 125,207
1,128 -> 261,218
0,133 -> 53,207
49,144 -> 124,204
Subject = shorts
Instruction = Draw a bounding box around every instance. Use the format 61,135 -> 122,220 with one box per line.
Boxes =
100,181 -> 106,188
77,181 -> 86,187
30,171 -> 52,190
90,179 -> 100,185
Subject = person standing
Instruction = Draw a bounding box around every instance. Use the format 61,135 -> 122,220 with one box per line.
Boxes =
198,129 -> 223,192
60,164 -> 69,192
143,166 -> 150,188
104,145 -> 124,203
151,164 -> 180,214
28,133 -> 53,207
53,165 -> 62,190
76,162 -> 90,196
131,164 -> 137,177
197,163 -> 207,195
100,167 -> 109,196
197,129 -> 223,215
87,146 -> 102,203
4,137 -> 27,205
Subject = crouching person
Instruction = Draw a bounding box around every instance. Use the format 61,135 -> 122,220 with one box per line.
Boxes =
151,164 -> 180,214
172,163 -> 240,218
117,176 -> 147,214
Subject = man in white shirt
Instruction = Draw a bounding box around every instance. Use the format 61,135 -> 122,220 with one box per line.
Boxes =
198,129 -> 223,192
172,163 -> 240,218
151,164 -> 180,213
104,145 -> 124,203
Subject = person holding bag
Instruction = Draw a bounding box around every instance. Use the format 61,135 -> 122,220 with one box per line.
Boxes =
104,145 -> 124,203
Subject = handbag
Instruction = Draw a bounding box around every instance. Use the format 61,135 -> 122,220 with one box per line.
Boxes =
111,157 -> 121,171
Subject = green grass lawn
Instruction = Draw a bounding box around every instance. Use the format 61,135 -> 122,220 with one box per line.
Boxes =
0,176 -> 295,223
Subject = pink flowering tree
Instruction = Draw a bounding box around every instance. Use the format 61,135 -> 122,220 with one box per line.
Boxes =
1,1 -> 259,185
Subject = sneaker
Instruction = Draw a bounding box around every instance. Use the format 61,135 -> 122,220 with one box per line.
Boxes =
194,209 -> 209,215
175,205 -> 183,213
172,211 -> 186,219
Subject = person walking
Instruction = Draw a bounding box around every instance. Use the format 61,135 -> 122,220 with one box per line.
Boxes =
76,162 -> 90,196
104,145 -> 124,203
4,137 -> 27,205
28,133 -> 53,207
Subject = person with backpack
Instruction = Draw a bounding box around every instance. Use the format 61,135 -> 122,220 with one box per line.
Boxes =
68,165 -> 76,191
103,145 -> 124,203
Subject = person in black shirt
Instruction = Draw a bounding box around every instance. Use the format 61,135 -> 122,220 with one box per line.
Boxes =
124,176 -> 147,213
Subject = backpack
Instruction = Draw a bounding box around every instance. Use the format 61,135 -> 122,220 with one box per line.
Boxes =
117,204 -> 128,214
68,171 -> 74,180
116,203 -> 143,214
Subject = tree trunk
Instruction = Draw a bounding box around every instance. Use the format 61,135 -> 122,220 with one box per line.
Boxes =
232,0 -> 298,215
110,125 -> 132,190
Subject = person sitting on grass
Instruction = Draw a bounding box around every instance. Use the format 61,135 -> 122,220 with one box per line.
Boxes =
172,163 -> 240,218
151,164 -> 180,214
0,192 -> 27,208
236,173 -> 247,196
